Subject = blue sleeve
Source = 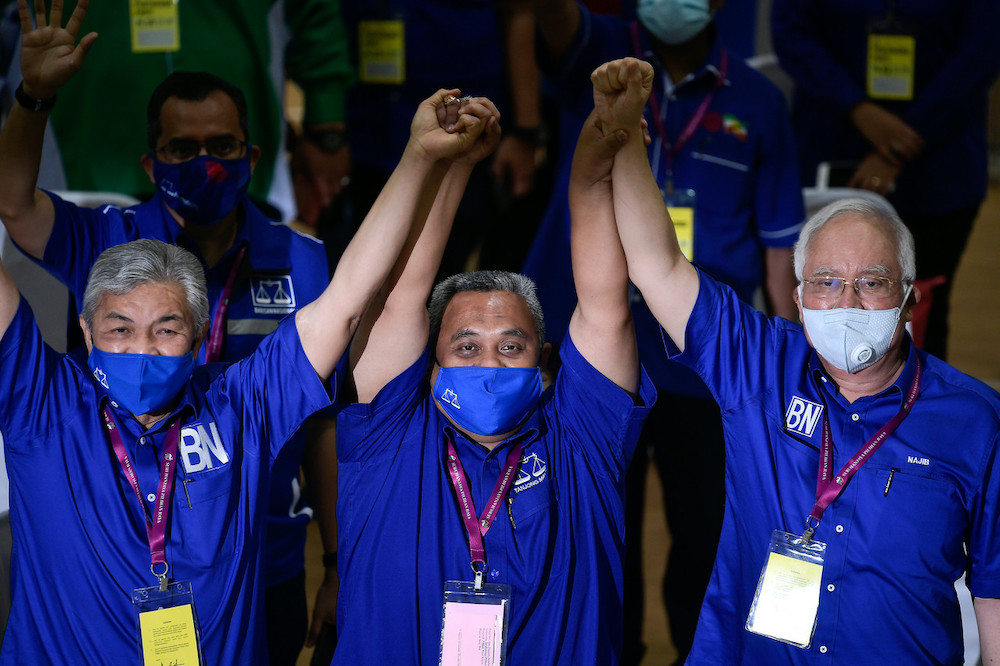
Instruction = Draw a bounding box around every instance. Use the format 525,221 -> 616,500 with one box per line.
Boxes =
39,191 -> 137,311
770,0 -> 867,117
752,78 -> 806,248
672,271 -> 790,410
335,349 -> 431,464
968,428 -> 1000,598
550,334 -> 656,479
213,315 -> 334,461
0,300 -> 62,445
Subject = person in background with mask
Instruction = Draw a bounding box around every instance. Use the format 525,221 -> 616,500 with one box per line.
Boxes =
331,78 -> 655,663
600,56 -> 1000,664
0,3 -> 335,662
527,0 -> 804,661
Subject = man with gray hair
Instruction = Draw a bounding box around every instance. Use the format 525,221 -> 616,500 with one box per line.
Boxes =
0,85 -> 496,664
332,76 -> 656,663
599,56 -> 1000,663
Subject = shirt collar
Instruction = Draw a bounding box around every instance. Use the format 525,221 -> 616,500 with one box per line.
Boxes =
637,22 -> 728,94
809,335 -> 917,408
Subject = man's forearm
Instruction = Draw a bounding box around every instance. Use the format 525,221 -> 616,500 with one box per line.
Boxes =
0,103 -> 54,259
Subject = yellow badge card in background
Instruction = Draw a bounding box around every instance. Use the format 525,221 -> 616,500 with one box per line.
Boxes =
867,34 -> 915,100
138,604 -> 201,666
668,206 -> 695,262
129,0 -> 180,53
358,20 -> 406,85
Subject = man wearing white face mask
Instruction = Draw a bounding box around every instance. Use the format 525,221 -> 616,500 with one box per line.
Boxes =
528,0 -> 804,661
600,56 -> 1000,664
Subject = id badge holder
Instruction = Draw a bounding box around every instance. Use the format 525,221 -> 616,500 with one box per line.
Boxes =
439,578 -> 511,666
866,18 -> 915,100
745,529 -> 826,648
129,0 -> 180,53
133,579 -> 204,666
358,17 -> 406,84
663,186 -> 696,262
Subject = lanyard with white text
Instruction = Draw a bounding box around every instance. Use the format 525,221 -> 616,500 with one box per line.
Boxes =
101,404 -> 182,590
803,357 -> 922,542
630,21 -> 728,188
205,245 -> 247,364
445,436 -> 524,590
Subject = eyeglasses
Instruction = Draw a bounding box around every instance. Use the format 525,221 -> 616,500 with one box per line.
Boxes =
800,275 -> 908,301
155,136 -> 247,163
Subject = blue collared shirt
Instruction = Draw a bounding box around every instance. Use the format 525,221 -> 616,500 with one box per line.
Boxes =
33,190 -> 329,584
522,10 -> 804,397
0,300 -> 333,664
333,334 -> 655,664
675,271 -> 1000,664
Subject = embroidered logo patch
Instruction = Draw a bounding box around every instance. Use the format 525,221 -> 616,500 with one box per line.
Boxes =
180,422 -> 230,473
251,275 -> 296,315
785,396 -> 824,437
514,452 -> 547,493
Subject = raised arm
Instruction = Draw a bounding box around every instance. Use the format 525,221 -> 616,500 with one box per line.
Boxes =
564,103 -> 636,392
350,96 -> 502,402
596,58 -> 700,352
0,0 -> 97,259
295,91 -> 497,381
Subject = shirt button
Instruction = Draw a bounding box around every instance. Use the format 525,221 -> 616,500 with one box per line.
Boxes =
851,414 -> 859,422
139,436 -> 146,445
819,645 -> 828,653
490,569 -> 500,579
835,524 -> 844,533
146,493 -> 156,502
827,583 -> 835,592
110,401 -> 119,408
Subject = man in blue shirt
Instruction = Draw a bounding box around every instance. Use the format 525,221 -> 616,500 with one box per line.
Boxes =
333,80 -> 655,663
527,2 -> 805,660
600,56 -> 1000,663
0,59 -> 501,663
0,3 -> 334,661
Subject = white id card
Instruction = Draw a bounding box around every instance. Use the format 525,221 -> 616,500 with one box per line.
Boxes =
439,580 -> 511,666
133,580 -> 204,666
745,529 -> 826,648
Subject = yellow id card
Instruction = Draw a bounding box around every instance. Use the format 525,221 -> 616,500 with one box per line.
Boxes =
358,20 -> 406,84
129,0 -> 180,53
139,604 -> 201,665
867,34 -> 915,100
668,206 -> 695,262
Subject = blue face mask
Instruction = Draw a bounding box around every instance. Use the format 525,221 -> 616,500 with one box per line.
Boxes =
433,366 -> 543,437
88,348 -> 195,416
637,0 -> 712,45
152,154 -> 251,225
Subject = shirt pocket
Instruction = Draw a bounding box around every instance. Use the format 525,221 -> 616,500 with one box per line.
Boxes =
173,466 -> 240,568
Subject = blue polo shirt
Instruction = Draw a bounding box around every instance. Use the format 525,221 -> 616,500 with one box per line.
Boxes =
521,9 -> 804,396
33,191 -> 329,586
333,335 -> 655,664
673,272 -> 1000,664
0,300 -> 333,664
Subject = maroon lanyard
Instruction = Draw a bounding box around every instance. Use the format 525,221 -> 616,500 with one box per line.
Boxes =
445,436 -> 525,589
205,245 -> 247,364
803,358 -> 922,541
630,21 -> 728,178
101,405 -> 181,588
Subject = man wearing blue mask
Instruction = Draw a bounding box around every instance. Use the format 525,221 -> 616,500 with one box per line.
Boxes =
331,81 -> 656,663
600,56 -> 1000,664
527,0 -> 804,661
0,2 -> 336,662
0,46 -> 501,661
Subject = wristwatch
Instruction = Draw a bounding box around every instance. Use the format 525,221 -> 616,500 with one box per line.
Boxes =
305,127 -> 349,154
15,82 -> 56,112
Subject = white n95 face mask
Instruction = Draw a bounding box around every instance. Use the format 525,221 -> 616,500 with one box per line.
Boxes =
801,286 -> 912,374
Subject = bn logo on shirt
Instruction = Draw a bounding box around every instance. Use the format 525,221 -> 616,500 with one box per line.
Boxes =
252,274 -> 296,315
785,396 -> 824,437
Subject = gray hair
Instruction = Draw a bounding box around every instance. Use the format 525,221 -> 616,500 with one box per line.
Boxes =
82,239 -> 209,333
428,271 -> 546,349
793,196 -> 916,282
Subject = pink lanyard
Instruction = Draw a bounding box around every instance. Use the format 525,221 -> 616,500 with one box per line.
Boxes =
445,436 -> 525,589
803,358 -> 922,541
630,21 -> 728,179
101,405 -> 182,589
205,245 -> 247,364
